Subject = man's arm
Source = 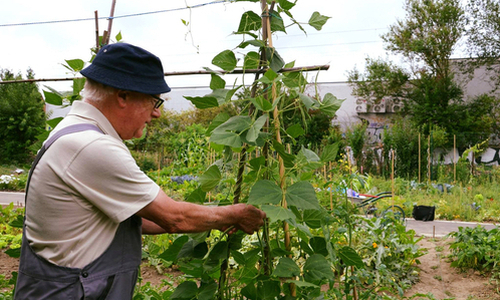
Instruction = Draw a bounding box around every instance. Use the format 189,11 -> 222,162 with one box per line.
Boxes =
137,189 -> 266,235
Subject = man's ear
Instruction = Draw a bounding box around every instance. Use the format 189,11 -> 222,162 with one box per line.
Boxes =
117,90 -> 127,108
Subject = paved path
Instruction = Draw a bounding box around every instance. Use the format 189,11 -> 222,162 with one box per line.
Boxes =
0,191 -> 24,206
405,218 -> 498,238
1,192 -> 498,237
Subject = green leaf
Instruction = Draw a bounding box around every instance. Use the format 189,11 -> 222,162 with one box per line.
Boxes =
286,124 -> 304,138
303,209 -> 325,229
270,12 -> 286,33
278,0 -> 295,10
209,241 -> 228,260
266,47 -> 285,73
246,114 -> 268,143
261,205 -> 295,223
171,281 -> 198,299
238,11 -> 262,32
272,257 -> 301,277
198,282 -> 217,300
43,90 -> 63,105
178,240 -> 208,259
8,214 -> 23,228
205,88 -> 238,106
238,39 -> 265,49
257,280 -> 281,300
339,246 -> 365,269
320,93 -> 344,116
184,96 -> 219,109
285,280 -> 319,288
47,117 -> 63,129
263,68 -> 279,82
207,112 -> 230,135
298,93 -> 319,110
158,235 -> 189,262
210,132 -> 242,148
72,77 -> 85,96
199,165 -> 221,192
308,12 -> 331,31
212,50 -> 237,71
285,181 -> 320,210
272,140 -> 295,168
64,59 -> 85,71
5,247 -> 20,258
248,180 -> 283,205
320,143 -> 340,162
244,51 -> 260,70
309,237 -> 328,256
251,95 -> 274,112
115,31 -> 122,41
299,146 -> 320,162
185,187 -> 206,204
303,254 -> 335,282
213,115 -> 252,133
283,71 -> 306,88
248,156 -> 266,170
210,74 -> 226,90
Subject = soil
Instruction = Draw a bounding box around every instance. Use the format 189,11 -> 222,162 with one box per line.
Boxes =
1,238 -> 499,299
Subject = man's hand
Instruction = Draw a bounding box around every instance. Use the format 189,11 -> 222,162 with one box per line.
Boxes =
224,204 -> 266,235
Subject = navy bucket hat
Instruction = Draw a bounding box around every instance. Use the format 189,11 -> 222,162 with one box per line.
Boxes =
80,43 -> 171,94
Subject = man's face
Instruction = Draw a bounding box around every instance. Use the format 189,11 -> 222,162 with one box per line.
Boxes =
121,92 -> 162,140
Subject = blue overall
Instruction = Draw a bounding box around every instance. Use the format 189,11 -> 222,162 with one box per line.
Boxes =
15,124 -> 143,300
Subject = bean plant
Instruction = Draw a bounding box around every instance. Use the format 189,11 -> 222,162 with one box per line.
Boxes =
161,1 -> 373,299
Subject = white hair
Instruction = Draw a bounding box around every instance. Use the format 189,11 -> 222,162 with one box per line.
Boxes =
80,78 -> 118,104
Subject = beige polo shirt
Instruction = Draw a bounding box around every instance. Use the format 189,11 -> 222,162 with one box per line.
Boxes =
25,100 -> 160,268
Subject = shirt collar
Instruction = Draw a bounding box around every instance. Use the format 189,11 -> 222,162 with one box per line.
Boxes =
65,100 -> 122,141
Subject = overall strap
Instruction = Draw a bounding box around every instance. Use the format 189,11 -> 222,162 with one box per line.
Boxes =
25,124 -> 103,203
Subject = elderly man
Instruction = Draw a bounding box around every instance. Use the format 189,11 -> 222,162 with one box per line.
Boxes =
15,43 -> 266,299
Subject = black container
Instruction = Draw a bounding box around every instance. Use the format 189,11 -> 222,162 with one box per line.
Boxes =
412,205 -> 435,221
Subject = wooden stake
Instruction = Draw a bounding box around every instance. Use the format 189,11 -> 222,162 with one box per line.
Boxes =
454,135 -> 456,183
418,133 -> 421,183
428,135 -> 431,183
94,11 -> 100,50
391,149 -> 395,209
329,161 -> 333,211
104,0 -> 117,45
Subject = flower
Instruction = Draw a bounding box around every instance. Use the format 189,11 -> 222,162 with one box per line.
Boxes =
372,242 -> 378,248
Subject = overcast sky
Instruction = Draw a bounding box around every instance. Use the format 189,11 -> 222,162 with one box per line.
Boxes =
0,0 -> 412,92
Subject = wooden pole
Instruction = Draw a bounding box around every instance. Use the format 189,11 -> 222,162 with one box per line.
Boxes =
329,161 -> 333,211
428,135 -> 431,183
418,133 -> 421,183
94,11 -> 100,50
454,135 -> 456,183
263,0 -> 295,296
391,150 -> 395,209
0,65 -> 330,85
104,0 -> 117,45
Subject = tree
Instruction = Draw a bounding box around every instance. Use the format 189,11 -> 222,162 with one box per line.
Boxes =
462,0 -> 500,86
347,57 -> 410,103
0,69 -> 45,164
348,0 -> 485,147
382,0 -> 466,80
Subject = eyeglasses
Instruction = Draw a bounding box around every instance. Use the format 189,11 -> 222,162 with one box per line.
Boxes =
150,95 -> 165,109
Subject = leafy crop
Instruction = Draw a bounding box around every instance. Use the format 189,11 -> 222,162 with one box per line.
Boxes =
448,225 -> 500,286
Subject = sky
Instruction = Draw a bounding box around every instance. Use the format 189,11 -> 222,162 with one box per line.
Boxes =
0,0 -> 410,92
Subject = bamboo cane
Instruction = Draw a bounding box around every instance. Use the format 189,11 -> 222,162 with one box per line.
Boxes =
454,135 -> 456,183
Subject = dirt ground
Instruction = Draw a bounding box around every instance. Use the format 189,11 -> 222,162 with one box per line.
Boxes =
1,238 -> 499,299
403,237 -> 500,300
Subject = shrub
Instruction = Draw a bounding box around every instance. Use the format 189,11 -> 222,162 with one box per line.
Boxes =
0,69 -> 45,164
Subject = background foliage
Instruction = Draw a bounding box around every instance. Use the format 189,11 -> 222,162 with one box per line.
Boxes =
0,69 -> 45,164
